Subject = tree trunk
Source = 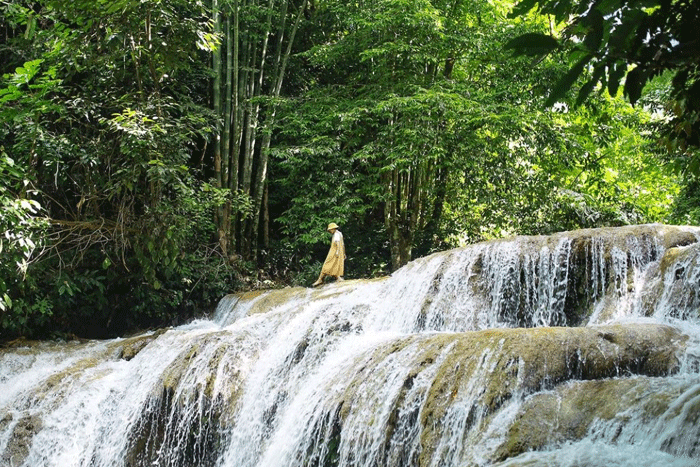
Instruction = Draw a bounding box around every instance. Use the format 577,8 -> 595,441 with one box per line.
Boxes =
263,181 -> 270,249
384,155 -> 432,270
212,0 -> 227,257
385,168 -> 401,271
211,0 -> 308,261
212,0 -> 222,189
229,0 -> 240,194
220,14 -> 234,253
249,0 -> 308,259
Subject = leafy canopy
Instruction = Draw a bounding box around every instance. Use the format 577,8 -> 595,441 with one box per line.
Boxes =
506,0 -> 700,168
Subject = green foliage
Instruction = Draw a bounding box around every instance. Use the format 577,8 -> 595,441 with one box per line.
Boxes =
271,0 -> 678,274
0,0 -> 686,338
671,178 -> 700,226
492,96 -> 679,235
507,0 -> 700,171
0,149 -> 48,334
0,0 -> 248,339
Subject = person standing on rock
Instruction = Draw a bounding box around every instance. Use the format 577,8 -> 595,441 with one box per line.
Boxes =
312,222 -> 346,287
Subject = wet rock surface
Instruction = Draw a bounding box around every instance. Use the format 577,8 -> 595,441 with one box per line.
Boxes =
416,324 -> 687,464
1,413 -> 43,467
319,322 -> 687,466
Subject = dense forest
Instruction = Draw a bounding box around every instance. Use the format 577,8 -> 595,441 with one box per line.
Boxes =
1,0 -> 698,340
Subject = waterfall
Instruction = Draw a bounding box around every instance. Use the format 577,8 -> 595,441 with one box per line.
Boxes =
2,224 -> 700,467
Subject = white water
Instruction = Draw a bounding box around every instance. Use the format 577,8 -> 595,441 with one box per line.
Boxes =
2,224 -> 700,467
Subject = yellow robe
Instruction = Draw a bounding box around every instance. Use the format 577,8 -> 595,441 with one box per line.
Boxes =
321,230 -> 346,276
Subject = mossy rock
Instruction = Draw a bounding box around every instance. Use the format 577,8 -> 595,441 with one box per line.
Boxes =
156,330 -> 259,409
235,287 -> 309,316
108,328 -> 169,361
125,330 -> 260,467
311,322 -> 686,466
492,375 -> 699,463
416,324 -> 686,464
226,278 -> 388,319
465,224 -> 700,327
0,413 -> 43,467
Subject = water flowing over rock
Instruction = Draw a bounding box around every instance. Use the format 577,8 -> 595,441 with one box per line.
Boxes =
2,224 -> 700,467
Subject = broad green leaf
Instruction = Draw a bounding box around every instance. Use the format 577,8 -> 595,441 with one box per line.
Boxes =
504,33 -> 560,56
624,67 -> 647,104
582,9 -> 604,52
546,55 -> 592,107
576,65 -> 605,107
508,0 -> 541,18
607,62 -> 626,97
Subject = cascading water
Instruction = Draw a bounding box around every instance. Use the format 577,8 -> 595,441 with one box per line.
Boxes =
2,224 -> 700,467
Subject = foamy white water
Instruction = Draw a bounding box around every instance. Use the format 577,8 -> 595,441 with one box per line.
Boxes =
2,224 -> 699,467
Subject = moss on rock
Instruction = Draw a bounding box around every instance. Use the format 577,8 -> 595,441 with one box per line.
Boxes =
109,329 -> 169,361
311,321 -> 687,467
0,413 -> 43,467
125,330 -> 260,466
493,376 -> 694,462
413,324 -> 686,465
